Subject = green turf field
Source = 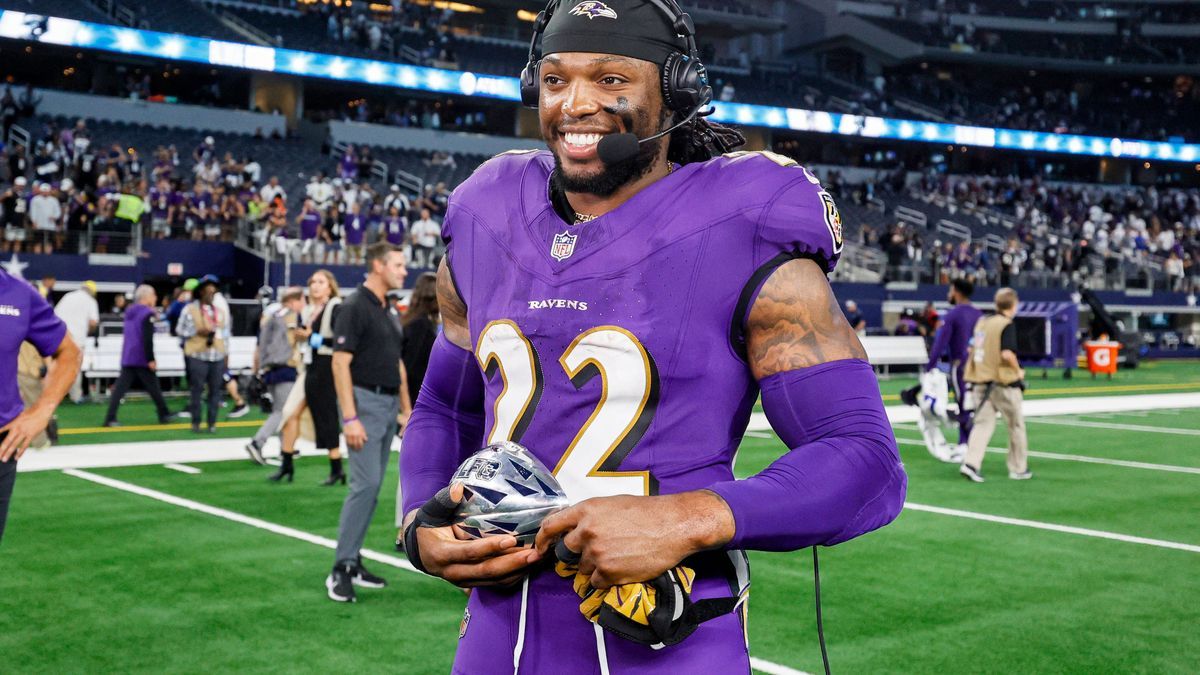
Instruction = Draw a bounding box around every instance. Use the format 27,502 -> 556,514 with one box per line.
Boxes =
48,394 -> 269,446
874,358 -> 1200,403
4,400 -> 1198,673
43,360 -> 1200,447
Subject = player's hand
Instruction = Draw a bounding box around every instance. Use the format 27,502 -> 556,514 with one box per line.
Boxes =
343,419 -> 367,450
534,491 -> 735,590
411,483 -> 542,587
0,407 -> 53,462
148,360 -> 157,372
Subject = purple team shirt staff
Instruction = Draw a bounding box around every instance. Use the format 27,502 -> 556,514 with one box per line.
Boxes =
0,272 -> 68,428
121,302 -> 157,368
401,151 -> 905,673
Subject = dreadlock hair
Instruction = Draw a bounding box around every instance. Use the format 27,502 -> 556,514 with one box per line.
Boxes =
666,111 -> 747,165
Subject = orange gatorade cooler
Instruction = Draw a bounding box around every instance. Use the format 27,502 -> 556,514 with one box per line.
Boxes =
1084,340 -> 1120,377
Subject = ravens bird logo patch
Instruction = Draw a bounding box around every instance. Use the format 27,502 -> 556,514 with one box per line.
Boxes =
819,191 -> 844,253
570,1 -> 618,20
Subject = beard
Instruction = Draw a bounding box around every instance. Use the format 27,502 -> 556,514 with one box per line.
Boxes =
551,136 -> 660,198
549,106 -> 668,198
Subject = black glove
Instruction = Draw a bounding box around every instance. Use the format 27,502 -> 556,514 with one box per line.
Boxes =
403,487 -> 460,574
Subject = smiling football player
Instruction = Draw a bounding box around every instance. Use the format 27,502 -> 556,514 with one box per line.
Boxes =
400,1 -> 907,672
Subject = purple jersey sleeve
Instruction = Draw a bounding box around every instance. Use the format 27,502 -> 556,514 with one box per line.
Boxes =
926,322 -> 952,370
707,152 -> 843,273
757,174 -> 843,272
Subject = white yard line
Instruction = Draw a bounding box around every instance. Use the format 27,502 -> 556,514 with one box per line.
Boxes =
744,431 -> 774,439
748,657 -> 813,675
1026,418 -> 1200,436
61,468 -> 813,675
63,468 -> 420,573
163,463 -> 202,475
903,502 -> 1200,554
746,392 -> 1200,431
894,437 -> 1200,475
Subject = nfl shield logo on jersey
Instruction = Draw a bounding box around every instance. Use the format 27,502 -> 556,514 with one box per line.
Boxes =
551,231 -> 578,261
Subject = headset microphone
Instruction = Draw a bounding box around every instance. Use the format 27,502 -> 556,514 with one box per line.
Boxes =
595,103 -> 706,165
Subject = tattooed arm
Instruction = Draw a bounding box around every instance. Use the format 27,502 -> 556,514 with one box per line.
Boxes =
435,258 -> 471,350
698,256 -> 905,551
745,258 -> 866,379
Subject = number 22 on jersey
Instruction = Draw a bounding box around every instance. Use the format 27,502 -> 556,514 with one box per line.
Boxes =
475,321 -> 659,502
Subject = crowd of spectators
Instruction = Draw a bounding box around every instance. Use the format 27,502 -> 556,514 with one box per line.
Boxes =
860,172 -> 1200,292
0,113 -> 447,267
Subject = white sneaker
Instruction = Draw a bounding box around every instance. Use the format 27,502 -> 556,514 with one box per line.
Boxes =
960,464 -> 985,483
1008,471 -> 1033,480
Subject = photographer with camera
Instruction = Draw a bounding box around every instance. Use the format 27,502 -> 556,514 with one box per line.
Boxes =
245,287 -> 304,464
960,288 -> 1031,482
176,275 -> 228,434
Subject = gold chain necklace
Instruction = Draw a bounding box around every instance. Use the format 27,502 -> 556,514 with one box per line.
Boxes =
573,162 -> 674,224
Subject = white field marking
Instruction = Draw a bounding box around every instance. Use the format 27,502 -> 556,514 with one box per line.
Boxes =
1026,417 -> 1200,436
746,392 -> 1200,431
61,468 -> 814,675
748,657 -> 813,675
903,502 -> 1200,554
893,437 -> 1200,475
62,468 -> 420,574
744,431 -> 774,439
163,463 -> 202,475
20,433 -> 403,473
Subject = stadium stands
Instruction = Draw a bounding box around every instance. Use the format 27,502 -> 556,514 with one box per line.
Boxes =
885,70 -> 1199,142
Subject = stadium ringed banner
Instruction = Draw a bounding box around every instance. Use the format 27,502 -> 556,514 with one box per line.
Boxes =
3,10 -> 1197,164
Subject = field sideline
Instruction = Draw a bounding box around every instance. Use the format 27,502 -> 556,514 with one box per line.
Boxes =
3,364 -> 1198,673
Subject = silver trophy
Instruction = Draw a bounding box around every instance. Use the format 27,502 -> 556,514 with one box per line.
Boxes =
452,441 -> 570,546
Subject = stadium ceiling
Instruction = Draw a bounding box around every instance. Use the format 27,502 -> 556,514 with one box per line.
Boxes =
4,10 -> 1197,165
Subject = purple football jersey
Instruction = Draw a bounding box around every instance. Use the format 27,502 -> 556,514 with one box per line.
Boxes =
434,150 -> 842,673
928,303 -> 983,366
0,272 -> 67,427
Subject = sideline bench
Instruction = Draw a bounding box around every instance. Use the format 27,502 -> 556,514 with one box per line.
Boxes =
83,335 -> 257,380
860,336 -> 929,375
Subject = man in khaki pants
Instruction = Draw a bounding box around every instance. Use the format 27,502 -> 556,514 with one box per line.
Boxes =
961,288 -> 1031,482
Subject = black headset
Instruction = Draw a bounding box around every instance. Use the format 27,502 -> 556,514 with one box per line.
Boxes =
519,0 -> 713,114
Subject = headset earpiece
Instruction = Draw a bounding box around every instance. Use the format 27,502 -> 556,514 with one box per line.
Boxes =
661,49 -> 711,113
520,9 -> 549,108
520,60 -> 541,109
